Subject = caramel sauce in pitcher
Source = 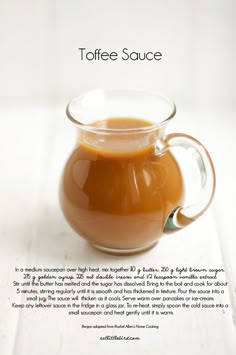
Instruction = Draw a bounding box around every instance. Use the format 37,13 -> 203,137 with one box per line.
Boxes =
60,118 -> 184,250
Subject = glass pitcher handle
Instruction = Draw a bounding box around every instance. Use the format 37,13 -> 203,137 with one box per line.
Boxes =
163,133 -> 216,233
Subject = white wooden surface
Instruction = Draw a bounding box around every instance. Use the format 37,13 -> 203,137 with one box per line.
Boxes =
1,0 -> 236,353
0,102 -> 236,355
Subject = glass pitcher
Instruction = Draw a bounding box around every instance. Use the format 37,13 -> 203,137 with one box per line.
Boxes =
60,90 -> 215,255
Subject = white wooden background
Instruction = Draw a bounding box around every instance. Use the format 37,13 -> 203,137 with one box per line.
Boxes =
0,102 -> 235,355
0,0 -> 236,354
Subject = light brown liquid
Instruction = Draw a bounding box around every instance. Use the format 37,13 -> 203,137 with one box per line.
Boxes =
60,118 -> 184,250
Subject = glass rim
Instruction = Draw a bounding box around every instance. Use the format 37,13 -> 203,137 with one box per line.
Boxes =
66,89 -> 176,133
